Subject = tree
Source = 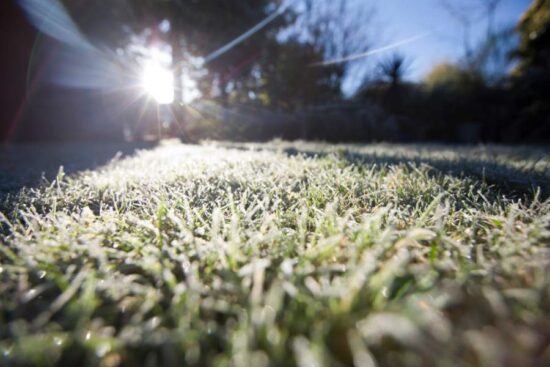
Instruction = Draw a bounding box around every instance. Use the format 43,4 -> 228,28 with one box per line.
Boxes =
59,1 -> 281,103
510,0 -> 550,141
256,41 -> 343,111
165,0 -> 283,105
376,53 -> 410,89
281,0 -> 376,94
440,0 -> 503,70
513,0 -> 550,75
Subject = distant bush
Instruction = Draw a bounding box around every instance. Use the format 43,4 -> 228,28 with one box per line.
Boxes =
424,63 -> 485,93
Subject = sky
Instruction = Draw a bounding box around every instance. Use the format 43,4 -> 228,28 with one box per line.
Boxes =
372,0 -> 532,80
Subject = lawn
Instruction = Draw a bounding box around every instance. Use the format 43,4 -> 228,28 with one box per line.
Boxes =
1,141 -> 549,367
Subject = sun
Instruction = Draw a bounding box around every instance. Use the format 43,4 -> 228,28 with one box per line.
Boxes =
141,61 -> 175,105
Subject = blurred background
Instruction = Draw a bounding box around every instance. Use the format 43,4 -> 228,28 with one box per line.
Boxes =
0,0 -> 548,144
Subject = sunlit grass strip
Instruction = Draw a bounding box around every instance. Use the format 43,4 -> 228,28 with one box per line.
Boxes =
1,142 -> 550,367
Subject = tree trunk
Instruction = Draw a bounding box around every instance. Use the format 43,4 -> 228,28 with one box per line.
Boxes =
170,28 -> 185,139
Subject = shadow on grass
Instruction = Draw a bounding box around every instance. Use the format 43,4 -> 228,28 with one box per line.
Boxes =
0,141 -> 157,198
280,146 -> 550,200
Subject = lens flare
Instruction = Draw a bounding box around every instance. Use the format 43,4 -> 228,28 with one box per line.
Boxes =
141,62 -> 174,105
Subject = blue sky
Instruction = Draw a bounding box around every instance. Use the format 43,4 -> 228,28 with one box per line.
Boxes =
372,0 -> 532,80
